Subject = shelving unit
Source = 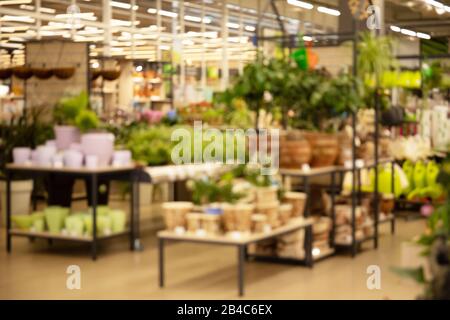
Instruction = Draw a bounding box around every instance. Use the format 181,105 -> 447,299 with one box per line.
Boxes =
5,164 -> 141,260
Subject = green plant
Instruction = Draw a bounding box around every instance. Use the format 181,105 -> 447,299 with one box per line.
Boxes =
53,91 -> 89,125
0,105 -> 54,175
225,98 -> 254,129
75,110 -> 99,132
357,32 -> 396,86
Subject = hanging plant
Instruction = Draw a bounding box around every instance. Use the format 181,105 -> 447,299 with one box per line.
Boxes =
101,70 -> 121,81
13,66 -> 33,80
54,67 -> 76,80
32,67 -> 54,80
0,67 -> 12,80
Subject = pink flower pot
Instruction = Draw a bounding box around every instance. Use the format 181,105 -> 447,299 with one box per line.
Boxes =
54,126 -> 81,151
81,133 -> 115,167
63,150 -> 84,168
13,147 -> 31,164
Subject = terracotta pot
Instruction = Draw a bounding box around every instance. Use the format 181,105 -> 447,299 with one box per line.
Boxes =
53,67 -> 75,80
54,126 -> 81,151
13,66 -> 33,80
283,192 -> 306,217
0,68 -> 12,80
32,67 -> 53,80
303,131 -> 339,167
162,202 -> 194,231
279,131 -> 311,169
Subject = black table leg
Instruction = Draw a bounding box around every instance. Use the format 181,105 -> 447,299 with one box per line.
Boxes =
91,174 -> 98,261
238,245 -> 245,297
391,161 -> 396,235
305,225 -> 314,267
159,238 -> 165,288
130,173 -> 143,251
330,172 -> 336,247
6,171 -> 12,253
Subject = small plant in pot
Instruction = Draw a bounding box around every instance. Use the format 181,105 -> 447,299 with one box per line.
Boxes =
53,91 -> 89,151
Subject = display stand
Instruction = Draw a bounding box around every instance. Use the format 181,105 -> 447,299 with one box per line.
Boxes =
157,217 -> 313,297
5,164 -> 142,260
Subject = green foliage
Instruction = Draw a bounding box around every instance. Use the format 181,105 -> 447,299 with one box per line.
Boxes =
225,99 -> 254,129
188,176 -> 243,205
357,32 -> 396,85
0,106 -> 54,174
54,91 -> 89,125
75,110 -> 99,133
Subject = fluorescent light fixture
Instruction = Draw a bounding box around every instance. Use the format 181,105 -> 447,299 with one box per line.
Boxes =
0,42 -> 24,49
416,32 -> 431,40
227,22 -> 240,29
317,6 -> 340,16
0,15 -> 35,23
0,0 -> 32,5
111,1 -> 138,10
55,12 -> 97,21
287,0 -> 314,10
112,19 -> 140,26
390,25 -> 401,32
159,45 -> 170,50
401,28 -> 416,37
182,39 -> 195,46
10,37 -> 25,42
147,8 -> 178,18
424,0 -> 445,9
245,25 -> 256,32
184,15 -> 212,24
20,4 -> 56,14
0,26 -> 30,32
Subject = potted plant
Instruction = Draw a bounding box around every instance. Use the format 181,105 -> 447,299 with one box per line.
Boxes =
53,92 -> 89,151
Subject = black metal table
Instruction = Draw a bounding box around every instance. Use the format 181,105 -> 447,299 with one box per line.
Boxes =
5,163 -> 145,260
157,217 -> 313,297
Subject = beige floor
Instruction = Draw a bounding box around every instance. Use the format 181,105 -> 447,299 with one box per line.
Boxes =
0,202 -> 424,300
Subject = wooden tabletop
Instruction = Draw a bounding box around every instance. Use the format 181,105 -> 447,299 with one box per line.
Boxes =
158,217 -> 313,245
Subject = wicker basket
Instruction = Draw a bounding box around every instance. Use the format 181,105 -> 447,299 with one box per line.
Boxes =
279,130 -> 311,169
255,186 -> 278,204
13,66 -> 33,80
282,192 -> 306,217
256,201 -> 280,228
162,202 -> 194,231
186,213 -> 203,233
303,131 -> 339,167
201,214 -> 221,235
222,203 -> 254,232
32,67 -> 54,80
278,203 -> 293,225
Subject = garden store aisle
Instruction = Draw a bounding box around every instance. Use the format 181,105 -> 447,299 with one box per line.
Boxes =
0,204 -> 423,300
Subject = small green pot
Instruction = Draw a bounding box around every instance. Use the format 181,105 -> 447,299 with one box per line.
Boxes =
45,206 -> 69,234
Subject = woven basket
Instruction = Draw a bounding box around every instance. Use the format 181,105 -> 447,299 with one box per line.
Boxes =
282,192 -> 306,217
162,202 -> 193,230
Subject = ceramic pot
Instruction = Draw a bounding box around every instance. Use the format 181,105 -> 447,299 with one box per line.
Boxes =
54,126 -> 81,151
81,133 -> 115,166
112,150 -> 132,166
36,145 -> 56,166
279,131 -> 312,169
63,150 -> 84,168
13,147 -> 31,164
303,131 -> 339,167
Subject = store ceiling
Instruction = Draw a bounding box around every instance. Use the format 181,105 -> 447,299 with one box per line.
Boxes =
0,0 -> 448,66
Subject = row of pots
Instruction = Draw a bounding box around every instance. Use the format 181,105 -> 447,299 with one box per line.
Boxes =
0,66 -> 76,80
280,130 -> 342,168
13,126 -> 131,168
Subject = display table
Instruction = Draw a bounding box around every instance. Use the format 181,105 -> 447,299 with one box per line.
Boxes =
4,163 -> 142,260
157,217 -> 314,296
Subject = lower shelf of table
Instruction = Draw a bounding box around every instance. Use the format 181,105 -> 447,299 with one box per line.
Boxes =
9,229 -> 130,242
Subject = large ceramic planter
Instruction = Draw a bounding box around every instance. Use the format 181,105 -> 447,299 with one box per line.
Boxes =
81,132 -> 115,167
303,131 -> 339,167
54,126 -> 81,151
279,131 -> 311,169
0,180 -> 33,227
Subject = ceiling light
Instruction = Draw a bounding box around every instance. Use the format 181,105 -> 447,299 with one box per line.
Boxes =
390,25 -> 401,32
0,15 -> 35,23
245,25 -> 256,32
159,45 -> 170,51
424,0 -> 445,9
0,26 -> 30,32
303,36 -> 313,41
416,32 -> 431,40
111,1 -> 138,10
20,4 -> 56,14
227,22 -> 240,29
184,15 -> 212,24
112,19 -> 140,27
55,12 -> 97,21
182,39 -> 195,46
401,28 -> 416,37
317,6 -> 340,16
287,0 -> 314,10
0,0 -> 32,5
147,8 -> 178,18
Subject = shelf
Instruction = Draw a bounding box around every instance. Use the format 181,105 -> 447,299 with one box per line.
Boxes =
9,229 -> 130,242
313,247 -> 335,261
